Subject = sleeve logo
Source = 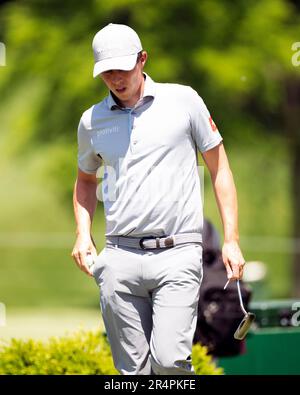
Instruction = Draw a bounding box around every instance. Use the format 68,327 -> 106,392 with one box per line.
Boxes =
209,116 -> 218,132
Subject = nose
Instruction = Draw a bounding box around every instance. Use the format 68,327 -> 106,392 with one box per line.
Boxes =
110,71 -> 123,85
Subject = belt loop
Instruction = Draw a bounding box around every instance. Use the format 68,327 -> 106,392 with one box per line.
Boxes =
164,236 -> 175,248
156,237 -> 160,248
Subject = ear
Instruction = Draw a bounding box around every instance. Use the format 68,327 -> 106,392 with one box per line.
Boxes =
140,50 -> 148,68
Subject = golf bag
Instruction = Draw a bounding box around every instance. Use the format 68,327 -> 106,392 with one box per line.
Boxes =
193,219 -> 252,357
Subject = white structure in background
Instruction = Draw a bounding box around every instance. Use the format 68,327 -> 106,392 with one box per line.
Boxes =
243,261 -> 267,283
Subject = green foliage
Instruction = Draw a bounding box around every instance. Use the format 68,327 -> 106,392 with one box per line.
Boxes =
0,330 -> 118,375
0,330 -> 222,375
192,343 -> 223,375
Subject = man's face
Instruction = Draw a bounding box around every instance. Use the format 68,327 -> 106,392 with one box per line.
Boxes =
100,51 -> 147,107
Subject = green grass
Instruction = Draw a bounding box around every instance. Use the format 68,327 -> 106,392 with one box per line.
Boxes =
202,133 -> 292,299
0,124 -> 106,309
0,246 -> 100,309
0,308 -> 104,342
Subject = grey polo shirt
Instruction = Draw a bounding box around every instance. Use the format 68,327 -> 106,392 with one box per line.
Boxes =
77,73 -> 223,238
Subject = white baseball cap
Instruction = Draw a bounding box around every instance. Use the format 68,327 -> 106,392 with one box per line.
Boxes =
92,23 -> 143,78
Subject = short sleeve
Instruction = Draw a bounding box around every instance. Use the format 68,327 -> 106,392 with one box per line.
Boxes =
188,87 -> 223,153
77,117 -> 102,174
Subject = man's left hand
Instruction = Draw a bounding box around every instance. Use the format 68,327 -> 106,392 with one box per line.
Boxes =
222,240 -> 245,281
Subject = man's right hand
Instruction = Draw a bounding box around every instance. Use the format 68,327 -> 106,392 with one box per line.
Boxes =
71,234 -> 98,277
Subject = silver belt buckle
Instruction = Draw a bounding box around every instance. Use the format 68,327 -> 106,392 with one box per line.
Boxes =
139,236 -> 156,250
139,235 -> 175,249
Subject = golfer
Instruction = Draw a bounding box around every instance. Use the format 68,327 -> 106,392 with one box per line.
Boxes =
71,23 -> 245,375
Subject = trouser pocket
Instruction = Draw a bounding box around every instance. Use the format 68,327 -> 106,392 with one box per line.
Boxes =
93,247 -> 106,284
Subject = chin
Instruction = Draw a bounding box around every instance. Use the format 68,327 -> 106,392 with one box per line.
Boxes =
117,94 -> 130,101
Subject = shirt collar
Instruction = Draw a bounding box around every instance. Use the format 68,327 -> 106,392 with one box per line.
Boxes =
107,72 -> 156,111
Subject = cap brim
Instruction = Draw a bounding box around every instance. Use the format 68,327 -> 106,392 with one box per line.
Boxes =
93,53 -> 138,78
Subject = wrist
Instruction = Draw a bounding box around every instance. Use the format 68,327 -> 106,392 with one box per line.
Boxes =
76,229 -> 91,239
224,235 -> 239,244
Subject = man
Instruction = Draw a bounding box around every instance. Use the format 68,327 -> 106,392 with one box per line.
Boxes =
71,23 -> 245,375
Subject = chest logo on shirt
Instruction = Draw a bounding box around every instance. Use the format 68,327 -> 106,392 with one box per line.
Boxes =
209,116 -> 218,132
96,126 -> 120,137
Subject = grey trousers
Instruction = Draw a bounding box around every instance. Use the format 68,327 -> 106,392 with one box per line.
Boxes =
93,242 -> 203,375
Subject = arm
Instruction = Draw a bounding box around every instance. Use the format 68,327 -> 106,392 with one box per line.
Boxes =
71,168 -> 98,277
201,143 -> 245,280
